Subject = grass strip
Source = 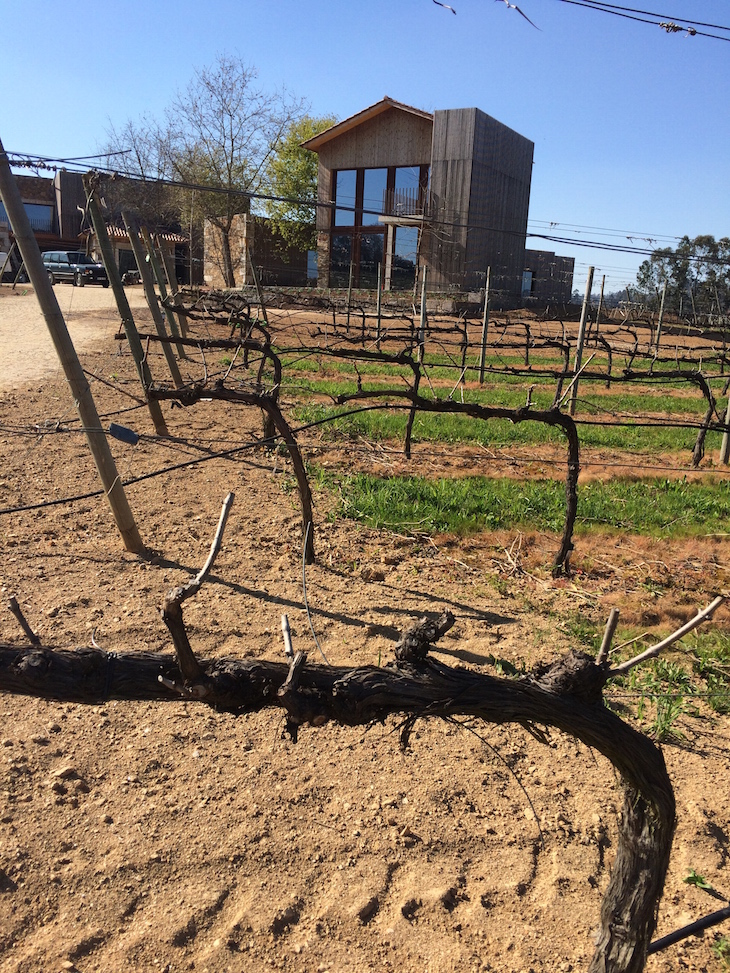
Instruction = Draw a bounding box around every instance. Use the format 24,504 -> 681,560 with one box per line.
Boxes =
319,471 -> 730,538
296,402 -> 718,454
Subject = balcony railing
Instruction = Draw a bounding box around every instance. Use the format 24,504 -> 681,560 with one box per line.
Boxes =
381,187 -> 436,221
27,214 -> 54,232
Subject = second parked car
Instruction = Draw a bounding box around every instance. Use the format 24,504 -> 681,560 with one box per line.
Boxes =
42,251 -> 109,287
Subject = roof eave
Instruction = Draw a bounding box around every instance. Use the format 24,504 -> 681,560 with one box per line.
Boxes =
302,97 -> 433,152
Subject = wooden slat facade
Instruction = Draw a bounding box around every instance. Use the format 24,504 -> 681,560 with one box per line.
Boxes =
313,105 -> 434,237
307,99 -> 535,300
426,108 -> 533,296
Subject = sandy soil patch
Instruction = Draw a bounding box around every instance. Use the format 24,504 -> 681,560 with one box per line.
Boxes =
0,285 -> 728,973
0,285 -> 149,390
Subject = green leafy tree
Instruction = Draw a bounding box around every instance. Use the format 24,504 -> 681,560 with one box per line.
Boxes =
265,115 -> 337,252
635,234 -> 730,320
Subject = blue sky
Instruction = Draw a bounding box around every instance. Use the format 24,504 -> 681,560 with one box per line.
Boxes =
2,0 -> 728,291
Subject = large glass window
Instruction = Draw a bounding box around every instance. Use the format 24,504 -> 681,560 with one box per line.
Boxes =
395,166 -> 421,193
359,233 -> 384,288
362,168 -> 387,226
392,226 -> 419,290
330,234 -> 353,287
0,201 -> 54,232
329,164 -> 427,288
334,170 -> 356,226
393,167 -> 423,218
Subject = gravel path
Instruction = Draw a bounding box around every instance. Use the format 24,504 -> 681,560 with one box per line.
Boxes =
0,283 -> 149,389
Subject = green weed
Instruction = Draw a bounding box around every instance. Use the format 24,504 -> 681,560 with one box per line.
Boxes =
684,869 -> 715,892
561,614 -> 601,652
317,470 -> 730,540
622,660 -> 693,741
687,630 -> 730,715
713,937 -> 730,969
612,639 -> 730,740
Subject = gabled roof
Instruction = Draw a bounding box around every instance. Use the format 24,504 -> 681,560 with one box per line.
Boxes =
301,97 -> 433,152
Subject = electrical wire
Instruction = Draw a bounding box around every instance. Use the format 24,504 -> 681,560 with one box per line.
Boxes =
6,150 -> 730,272
550,0 -> 730,41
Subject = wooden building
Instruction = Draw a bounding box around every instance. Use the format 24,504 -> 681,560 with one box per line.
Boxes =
303,97 -> 538,302
522,250 -> 575,305
1,170 -> 192,282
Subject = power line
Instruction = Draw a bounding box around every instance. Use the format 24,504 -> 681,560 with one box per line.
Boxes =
0,150 -> 696,258
551,0 -> 730,42
528,219 -> 683,246
567,0 -> 730,34
5,151 -> 730,284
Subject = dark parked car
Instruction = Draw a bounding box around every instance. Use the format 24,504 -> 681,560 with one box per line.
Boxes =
42,251 -> 109,287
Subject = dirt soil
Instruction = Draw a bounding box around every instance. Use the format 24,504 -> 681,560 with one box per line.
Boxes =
0,284 -> 729,973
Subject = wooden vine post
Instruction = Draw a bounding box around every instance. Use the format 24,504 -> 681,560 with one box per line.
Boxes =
569,266 -> 595,416
83,177 -> 169,437
156,237 -> 189,340
121,211 -> 184,388
139,226 -> 187,359
479,264 -> 491,382
0,141 -> 144,554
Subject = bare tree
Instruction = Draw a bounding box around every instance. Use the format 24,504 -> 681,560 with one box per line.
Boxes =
163,55 -> 306,287
101,56 -> 306,287
101,117 -> 181,234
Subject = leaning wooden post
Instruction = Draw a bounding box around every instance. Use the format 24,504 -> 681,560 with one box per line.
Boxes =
122,212 -> 183,389
479,265 -> 491,382
157,239 -> 189,339
0,143 -> 144,554
654,280 -> 668,353
569,266 -> 594,416
84,183 -> 169,436
418,265 -> 428,364
140,227 -> 187,359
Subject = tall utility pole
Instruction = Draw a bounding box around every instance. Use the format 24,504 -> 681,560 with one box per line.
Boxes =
0,144 -> 144,553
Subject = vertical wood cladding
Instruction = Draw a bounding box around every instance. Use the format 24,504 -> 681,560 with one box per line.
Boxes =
308,99 -> 536,300
315,108 -> 433,174
54,170 -> 88,242
427,108 -> 533,298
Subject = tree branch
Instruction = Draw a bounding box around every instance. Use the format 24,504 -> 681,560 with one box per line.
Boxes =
608,596 -> 724,676
161,492 -> 235,683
